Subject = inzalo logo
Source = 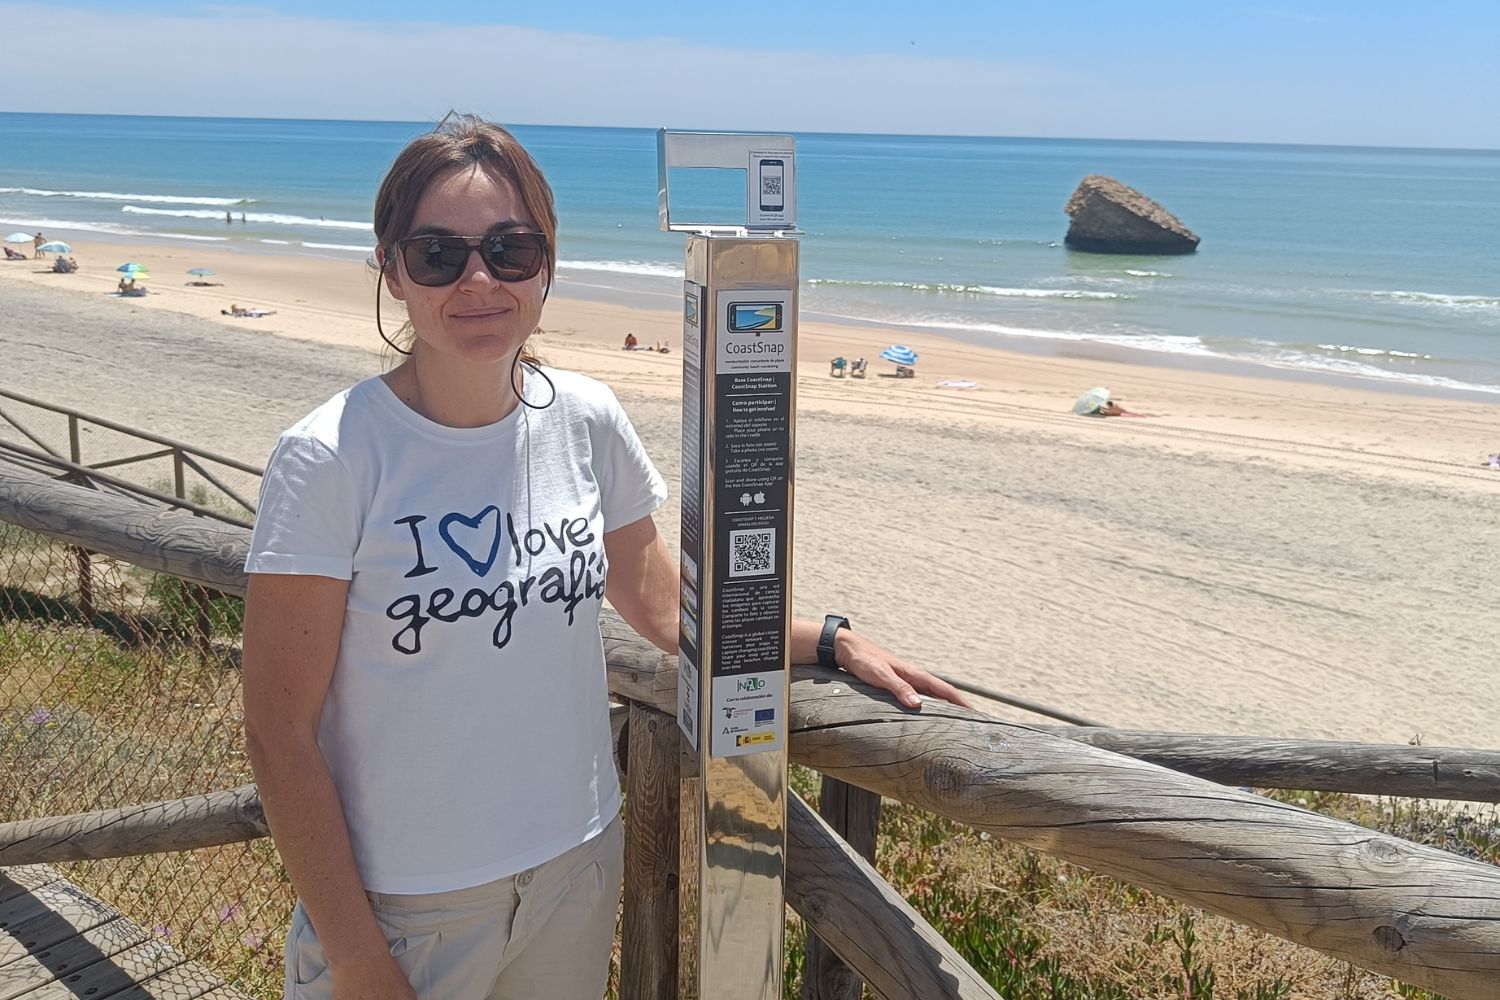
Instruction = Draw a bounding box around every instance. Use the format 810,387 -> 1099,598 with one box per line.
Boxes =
736,677 -> 766,692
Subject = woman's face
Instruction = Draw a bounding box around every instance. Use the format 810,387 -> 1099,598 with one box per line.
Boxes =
383,163 -> 546,366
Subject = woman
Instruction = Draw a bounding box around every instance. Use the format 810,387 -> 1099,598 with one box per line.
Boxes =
242,114 -> 970,1000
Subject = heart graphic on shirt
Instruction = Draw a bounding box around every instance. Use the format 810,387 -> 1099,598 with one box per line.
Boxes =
438,506 -> 502,577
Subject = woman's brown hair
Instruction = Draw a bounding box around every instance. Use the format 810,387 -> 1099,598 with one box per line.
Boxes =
372,112 -> 556,361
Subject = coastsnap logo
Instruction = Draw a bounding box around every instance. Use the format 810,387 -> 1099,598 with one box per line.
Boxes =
737,677 -> 766,692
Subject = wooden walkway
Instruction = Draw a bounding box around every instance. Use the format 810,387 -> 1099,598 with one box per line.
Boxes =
0,866 -> 254,1000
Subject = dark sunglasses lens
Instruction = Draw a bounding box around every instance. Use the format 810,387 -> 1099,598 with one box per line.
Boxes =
482,234 -> 547,281
403,238 -> 468,286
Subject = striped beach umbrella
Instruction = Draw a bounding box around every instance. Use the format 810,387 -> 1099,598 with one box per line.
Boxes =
117,262 -> 148,273
879,344 -> 918,366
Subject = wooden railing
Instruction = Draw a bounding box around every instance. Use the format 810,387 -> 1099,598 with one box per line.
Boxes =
4,461 -> 1500,1000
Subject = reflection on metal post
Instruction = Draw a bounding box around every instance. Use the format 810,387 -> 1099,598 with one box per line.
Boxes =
664,130 -> 798,1000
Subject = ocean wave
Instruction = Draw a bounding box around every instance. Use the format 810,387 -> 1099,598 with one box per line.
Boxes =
1124,269 -> 1172,278
806,278 -> 1128,300
557,259 -> 684,279
1357,289 -> 1500,311
1317,343 -> 1433,360
121,206 -> 371,231
821,312 -> 1499,394
303,241 -> 373,253
1,186 -> 254,206
0,214 -> 235,244
1260,349 -> 1500,395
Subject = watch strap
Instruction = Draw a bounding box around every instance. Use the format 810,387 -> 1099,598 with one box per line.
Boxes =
817,614 -> 851,668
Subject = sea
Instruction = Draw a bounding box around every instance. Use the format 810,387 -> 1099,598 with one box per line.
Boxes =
3,113 -> 1499,396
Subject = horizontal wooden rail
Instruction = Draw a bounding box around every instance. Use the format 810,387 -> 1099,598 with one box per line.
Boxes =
0,388 -> 264,476
1029,725 -> 1500,803
0,787 -> 266,865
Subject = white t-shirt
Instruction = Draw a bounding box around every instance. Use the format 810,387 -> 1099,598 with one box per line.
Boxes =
246,369 -> 667,893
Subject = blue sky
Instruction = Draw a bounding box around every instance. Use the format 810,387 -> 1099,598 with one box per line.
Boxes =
3,1 -> 1498,147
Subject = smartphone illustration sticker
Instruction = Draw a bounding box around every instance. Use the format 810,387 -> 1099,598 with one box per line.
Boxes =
758,158 -> 785,213
729,302 -> 782,333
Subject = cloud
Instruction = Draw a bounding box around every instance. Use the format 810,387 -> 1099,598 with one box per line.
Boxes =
0,3 -> 1112,137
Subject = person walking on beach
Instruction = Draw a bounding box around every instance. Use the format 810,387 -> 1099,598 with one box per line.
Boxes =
32,232 -> 43,258
241,112 -> 971,1000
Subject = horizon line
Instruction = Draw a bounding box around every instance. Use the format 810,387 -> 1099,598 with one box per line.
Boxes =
1,109 -> 1496,156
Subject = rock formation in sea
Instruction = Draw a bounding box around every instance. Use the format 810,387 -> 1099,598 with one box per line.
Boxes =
1063,175 -> 1200,255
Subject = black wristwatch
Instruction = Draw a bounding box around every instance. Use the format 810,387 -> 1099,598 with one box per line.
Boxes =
817,614 -> 851,668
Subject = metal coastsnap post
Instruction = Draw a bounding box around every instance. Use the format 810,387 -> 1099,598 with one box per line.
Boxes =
661,128 -> 799,1000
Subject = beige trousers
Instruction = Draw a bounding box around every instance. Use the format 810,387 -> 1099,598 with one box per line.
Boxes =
284,818 -> 624,1000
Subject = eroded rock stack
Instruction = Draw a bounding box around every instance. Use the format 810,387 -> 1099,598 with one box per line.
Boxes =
1063,175 -> 1200,254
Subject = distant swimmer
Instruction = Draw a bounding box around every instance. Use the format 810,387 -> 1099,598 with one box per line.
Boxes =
225,211 -> 232,224
240,213 -> 247,223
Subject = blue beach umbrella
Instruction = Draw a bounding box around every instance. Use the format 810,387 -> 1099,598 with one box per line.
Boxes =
187,267 -> 215,277
117,262 -> 148,273
879,344 -> 918,366
39,241 -> 73,254
5,233 -> 33,243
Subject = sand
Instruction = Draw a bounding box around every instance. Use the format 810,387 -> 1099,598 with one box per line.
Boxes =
3,232 -> 1498,749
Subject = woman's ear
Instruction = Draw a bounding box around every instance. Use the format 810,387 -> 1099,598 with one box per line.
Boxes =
377,246 -> 406,302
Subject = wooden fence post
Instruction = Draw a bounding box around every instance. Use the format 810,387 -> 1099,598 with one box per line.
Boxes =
804,776 -> 882,1000
621,701 -> 681,1000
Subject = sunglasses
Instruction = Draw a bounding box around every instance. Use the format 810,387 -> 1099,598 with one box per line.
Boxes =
394,232 -> 549,287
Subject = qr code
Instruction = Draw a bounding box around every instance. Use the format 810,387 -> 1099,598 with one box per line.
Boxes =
762,174 -> 783,196
729,528 -> 775,577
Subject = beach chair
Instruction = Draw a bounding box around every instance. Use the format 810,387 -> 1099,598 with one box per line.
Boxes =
830,356 -> 847,377
850,358 -> 867,378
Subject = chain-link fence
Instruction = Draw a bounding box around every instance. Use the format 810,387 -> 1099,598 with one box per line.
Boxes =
1,519 -> 289,999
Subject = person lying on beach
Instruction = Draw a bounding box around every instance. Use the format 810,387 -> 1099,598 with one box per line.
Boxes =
3,247 -> 26,260
222,304 -> 275,318
240,112 -> 973,1000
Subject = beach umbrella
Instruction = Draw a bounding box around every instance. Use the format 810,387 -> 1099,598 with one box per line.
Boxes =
1072,386 -> 1111,415
187,267 -> 215,278
5,233 -> 33,244
38,241 -> 72,254
879,344 -> 918,366
117,262 -> 148,273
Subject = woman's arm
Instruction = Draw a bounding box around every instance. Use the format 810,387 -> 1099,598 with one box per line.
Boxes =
603,515 -> 973,708
242,573 -> 414,998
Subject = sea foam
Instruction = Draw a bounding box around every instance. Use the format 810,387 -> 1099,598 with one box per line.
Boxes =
2,186 -> 253,206
806,278 -> 1128,300
557,259 -> 685,279
121,206 -> 371,231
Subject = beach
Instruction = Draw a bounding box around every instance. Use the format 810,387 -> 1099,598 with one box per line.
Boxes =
2,233 -> 1498,749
